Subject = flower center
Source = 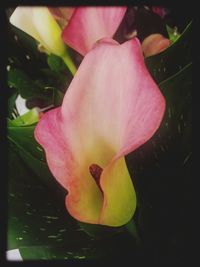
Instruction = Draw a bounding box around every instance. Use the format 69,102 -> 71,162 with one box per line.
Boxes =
89,164 -> 103,192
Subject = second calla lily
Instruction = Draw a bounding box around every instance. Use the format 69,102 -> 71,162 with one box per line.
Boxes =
61,7 -> 127,56
35,38 -> 165,227
9,7 -> 76,74
10,7 -> 66,57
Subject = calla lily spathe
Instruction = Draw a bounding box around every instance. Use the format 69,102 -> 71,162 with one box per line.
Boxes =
142,33 -> 171,57
61,7 -> 127,55
9,7 -> 76,74
35,38 -> 165,227
10,7 -> 66,57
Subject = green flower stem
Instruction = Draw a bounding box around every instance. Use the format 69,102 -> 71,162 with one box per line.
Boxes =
125,219 -> 142,247
62,54 -> 77,76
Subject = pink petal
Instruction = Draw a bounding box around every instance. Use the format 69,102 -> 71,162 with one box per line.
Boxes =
35,108 -> 103,223
142,33 -> 171,57
62,7 -> 127,55
60,37 -> 165,160
35,37 -> 165,226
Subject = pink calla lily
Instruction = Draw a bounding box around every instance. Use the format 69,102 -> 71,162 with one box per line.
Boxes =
35,37 -> 165,226
142,33 -> 171,57
61,7 -> 127,55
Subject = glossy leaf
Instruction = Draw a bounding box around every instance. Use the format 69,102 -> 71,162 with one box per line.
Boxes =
7,18 -> 72,109
8,92 -> 18,119
47,53 -> 68,73
7,125 -> 54,188
8,68 -> 44,99
7,108 -> 39,127
8,146 -> 140,260
126,62 -> 192,174
125,62 -> 192,264
145,21 -> 192,83
7,19 -> 46,76
8,146 -> 77,249
166,25 -> 180,43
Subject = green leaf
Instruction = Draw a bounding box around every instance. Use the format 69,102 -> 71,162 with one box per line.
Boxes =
10,24 -> 39,58
8,125 -> 44,161
47,54 -> 68,73
145,21 -> 192,84
8,92 -> 18,119
77,221 -> 123,239
40,68 -> 70,93
7,125 -> 54,188
126,63 -> 192,255
127,62 -> 192,174
7,24 -> 71,108
8,146 -> 77,250
7,68 -> 61,108
8,68 -> 43,99
7,22 -> 46,73
8,146 -> 140,260
7,108 -> 39,127
166,25 -> 181,43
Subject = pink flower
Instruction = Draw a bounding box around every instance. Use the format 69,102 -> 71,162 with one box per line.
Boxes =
61,7 -> 127,55
142,33 -> 171,57
35,38 -> 165,227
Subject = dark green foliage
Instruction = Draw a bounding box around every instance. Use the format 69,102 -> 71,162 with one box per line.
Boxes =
7,17 -> 192,263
